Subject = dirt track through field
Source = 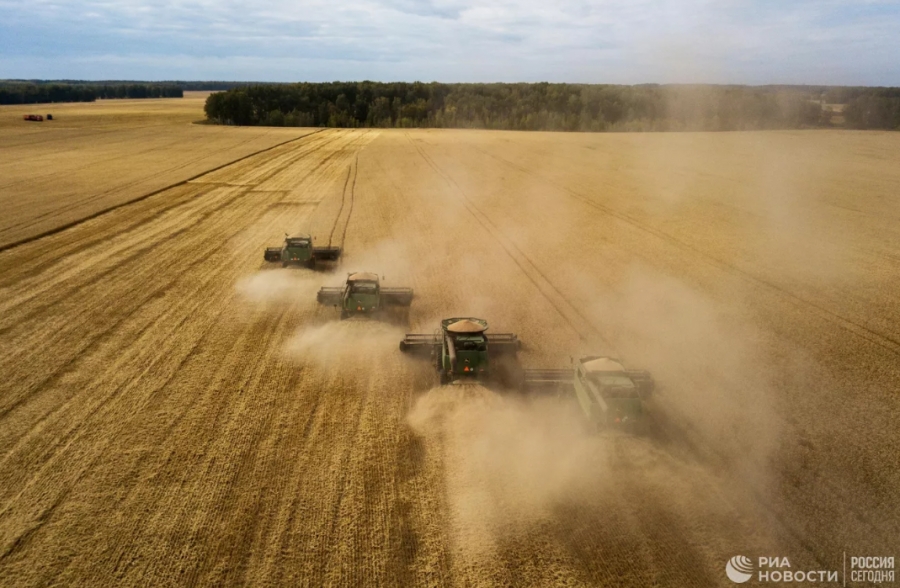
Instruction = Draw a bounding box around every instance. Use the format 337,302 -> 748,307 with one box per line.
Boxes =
1,125 -> 899,587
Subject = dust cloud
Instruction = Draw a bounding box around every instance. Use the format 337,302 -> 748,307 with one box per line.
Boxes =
408,385 -> 610,559
400,260 -> 788,564
338,238 -> 416,287
285,320 -> 405,372
588,264 -> 782,477
235,270 -> 325,306
233,238 -> 414,375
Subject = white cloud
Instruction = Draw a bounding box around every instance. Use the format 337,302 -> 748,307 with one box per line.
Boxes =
0,0 -> 898,83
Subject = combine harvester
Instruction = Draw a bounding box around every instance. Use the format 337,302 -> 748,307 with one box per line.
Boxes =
263,233 -> 341,269
400,317 -> 521,386
524,356 -> 655,430
317,272 -> 414,320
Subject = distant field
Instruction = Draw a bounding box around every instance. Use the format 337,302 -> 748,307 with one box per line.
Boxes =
0,92 -> 310,248
1,99 -> 900,586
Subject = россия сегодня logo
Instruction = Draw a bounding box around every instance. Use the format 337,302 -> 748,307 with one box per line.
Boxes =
726,555 -> 755,583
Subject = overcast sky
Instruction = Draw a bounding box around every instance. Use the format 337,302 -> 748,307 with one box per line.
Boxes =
1,0 -> 898,84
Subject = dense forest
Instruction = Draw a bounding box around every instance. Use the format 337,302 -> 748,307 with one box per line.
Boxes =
0,82 -> 183,104
203,82 -> 900,131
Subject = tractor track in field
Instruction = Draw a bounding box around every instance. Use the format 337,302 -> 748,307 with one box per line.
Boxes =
0,124 -> 169,152
195,128 -> 347,187
0,129 -> 342,292
338,155 -> 359,250
0,179 -> 263,326
327,165 -> 352,248
0,245 -> 222,426
0,126 -> 279,192
0,199 -> 241,335
406,134 -> 615,352
0,129 -> 329,254
471,144 -> 900,358
0,130 -> 362,443
0,201 -> 275,465
0,118 -> 296,160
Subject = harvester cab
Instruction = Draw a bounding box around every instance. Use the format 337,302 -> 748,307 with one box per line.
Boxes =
263,233 -> 341,268
344,273 -> 380,314
441,318 -> 489,383
523,356 -> 654,430
316,272 -> 414,319
399,317 -> 521,386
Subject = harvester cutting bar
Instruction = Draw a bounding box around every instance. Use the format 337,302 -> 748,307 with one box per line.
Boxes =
399,333 -> 441,354
316,287 -> 343,305
486,333 -> 520,355
522,369 -> 574,384
381,287 -> 414,306
522,369 -> 576,392
312,247 -> 342,261
264,247 -> 282,262
522,369 -> 575,393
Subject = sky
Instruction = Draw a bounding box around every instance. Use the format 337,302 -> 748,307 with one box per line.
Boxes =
1,0 -> 899,84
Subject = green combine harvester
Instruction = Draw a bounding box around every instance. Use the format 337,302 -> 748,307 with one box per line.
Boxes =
524,356 -> 655,430
316,272 -> 414,319
263,233 -> 341,268
400,317 -> 521,385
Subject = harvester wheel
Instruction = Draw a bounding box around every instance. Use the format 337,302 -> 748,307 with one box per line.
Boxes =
399,341 -> 408,352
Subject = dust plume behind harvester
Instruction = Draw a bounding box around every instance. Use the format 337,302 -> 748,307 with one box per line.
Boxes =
317,272 -> 414,320
524,356 -> 655,430
263,233 -> 341,269
400,317 -> 521,386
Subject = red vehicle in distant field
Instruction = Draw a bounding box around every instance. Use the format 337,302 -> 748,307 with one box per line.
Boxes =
23,114 -> 44,122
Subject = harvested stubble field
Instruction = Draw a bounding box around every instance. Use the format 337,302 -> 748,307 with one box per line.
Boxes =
0,93 -> 310,250
1,98 -> 899,587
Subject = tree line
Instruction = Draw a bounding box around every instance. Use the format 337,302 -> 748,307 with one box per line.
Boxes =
202,82 -> 900,131
842,88 -> 900,130
0,82 -> 183,105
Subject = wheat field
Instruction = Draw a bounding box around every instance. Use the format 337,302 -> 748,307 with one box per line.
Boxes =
1,97 -> 899,586
0,93 -> 310,249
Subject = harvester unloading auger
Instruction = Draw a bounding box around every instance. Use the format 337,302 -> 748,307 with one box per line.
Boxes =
263,233 -> 341,269
317,272 -> 414,319
400,317 -> 521,386
523,356 -> 655,430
